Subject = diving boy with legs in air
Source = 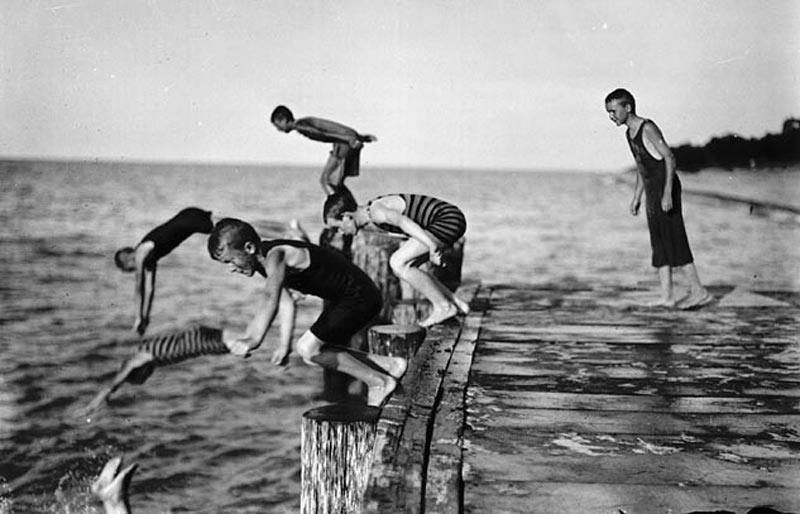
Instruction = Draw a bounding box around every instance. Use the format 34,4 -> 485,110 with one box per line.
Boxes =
324,188 -> 469,327
208,218 -> 405,407
605,88 -> 712,309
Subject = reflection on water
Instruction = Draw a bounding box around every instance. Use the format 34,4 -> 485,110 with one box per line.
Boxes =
0,161 -> 798,512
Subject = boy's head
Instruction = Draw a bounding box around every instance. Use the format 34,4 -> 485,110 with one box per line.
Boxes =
323,186 -> 359,235
207,218 -> 262,276
605,88 -> 636,126
270,105 -> 294,132
114,247 -> 136,272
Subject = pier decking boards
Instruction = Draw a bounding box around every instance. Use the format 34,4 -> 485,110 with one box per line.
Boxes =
363,282 -> 800,514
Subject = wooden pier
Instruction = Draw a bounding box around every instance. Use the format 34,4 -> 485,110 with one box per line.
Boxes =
362,281 -> 800,514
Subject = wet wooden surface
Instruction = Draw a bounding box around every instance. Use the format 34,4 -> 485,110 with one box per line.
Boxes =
464,283 -> 800,514
364,281 -> 800,514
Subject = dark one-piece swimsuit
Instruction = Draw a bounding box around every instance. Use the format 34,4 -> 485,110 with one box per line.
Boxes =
627,122 -> 694,268
261,239 -> 382,346
140,207 -> 214,268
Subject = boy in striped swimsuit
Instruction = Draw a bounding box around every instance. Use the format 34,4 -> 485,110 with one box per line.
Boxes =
324,189 -> 469,327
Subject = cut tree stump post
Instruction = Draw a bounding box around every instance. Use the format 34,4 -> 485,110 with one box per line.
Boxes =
351,228 -> 405,321
368,324 -> 427,359
301,404 -> 380,514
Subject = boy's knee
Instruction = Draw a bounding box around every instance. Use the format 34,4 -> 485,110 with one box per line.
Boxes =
389,254 -> 411,277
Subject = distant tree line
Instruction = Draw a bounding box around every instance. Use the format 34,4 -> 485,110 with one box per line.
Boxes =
673,118 -> 800,172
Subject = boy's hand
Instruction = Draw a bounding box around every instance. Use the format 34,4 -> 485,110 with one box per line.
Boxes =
133,317 -> 148,336
429,247 -> 443,266
271,347 -> 290,366
224,337 -> 260,357
661,193 -> 673,212
629,198 -> 641,216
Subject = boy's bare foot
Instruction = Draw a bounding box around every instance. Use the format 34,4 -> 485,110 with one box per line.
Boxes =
420,304 -> 458,327
384,357 -> 408,380
92,456 -> 138,514
678,290 -> 714,310
367,376 -> 397,407
453,296 -> 471,315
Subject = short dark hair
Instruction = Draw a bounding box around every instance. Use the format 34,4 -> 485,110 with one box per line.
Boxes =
207,218 -> 260,260
605,88 -> 636,114
270,105 -> 294,124
114,247 -> 135,271
323,185 -> 358,223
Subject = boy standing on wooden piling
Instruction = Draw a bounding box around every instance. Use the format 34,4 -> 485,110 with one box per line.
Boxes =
324,188 -> 469,326
605,88 -> 712,309
269,105 -> 377,195
207,218 -> 405,407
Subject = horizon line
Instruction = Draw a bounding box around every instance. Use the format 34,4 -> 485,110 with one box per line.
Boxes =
0,154 -> 623,175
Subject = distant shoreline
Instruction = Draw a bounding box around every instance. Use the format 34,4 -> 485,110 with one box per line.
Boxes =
614,171 -> 800,216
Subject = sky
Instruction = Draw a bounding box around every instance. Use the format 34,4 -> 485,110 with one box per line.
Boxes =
1,0 -> 798,171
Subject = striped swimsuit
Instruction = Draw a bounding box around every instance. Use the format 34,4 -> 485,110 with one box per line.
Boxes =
369,194 -> 467,246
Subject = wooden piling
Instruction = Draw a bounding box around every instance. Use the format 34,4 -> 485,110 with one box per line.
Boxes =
368,324 -> 426,360
351,228 -> 405,320
301,404 -> 380,514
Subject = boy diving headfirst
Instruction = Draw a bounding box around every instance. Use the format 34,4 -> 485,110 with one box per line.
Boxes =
114,207 -> 214,335
208,218 -> 405,407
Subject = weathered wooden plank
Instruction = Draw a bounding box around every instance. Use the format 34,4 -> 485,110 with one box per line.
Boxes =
463,441 -> 800,488
463,408 -> 800,437
467,389 -> 800,414
425,296 -> 485,514
462,481 -> 800,514
364,282 -> 480,514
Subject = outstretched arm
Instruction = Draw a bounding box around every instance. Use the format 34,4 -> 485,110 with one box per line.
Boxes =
132,244 -> 155,335
643,122 -> 677,212
226,249 -> 288,356
295,117 -> 369,146
273,289 -> 296,365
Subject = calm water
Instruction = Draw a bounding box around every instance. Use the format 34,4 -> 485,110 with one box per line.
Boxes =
1,160 -> 798,513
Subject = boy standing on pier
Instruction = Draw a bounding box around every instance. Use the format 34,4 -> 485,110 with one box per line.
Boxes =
115,207 -> 214,335
605,88 -> 712,309
207,218 -> 405,407
270,105 -> 377,194
324,189 -> 469,326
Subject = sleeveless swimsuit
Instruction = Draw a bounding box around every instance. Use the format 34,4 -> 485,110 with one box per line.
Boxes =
627,121 -> 693,268
261,239 -> 381,346
368,194 -> 467,245
141,207 -> 214,268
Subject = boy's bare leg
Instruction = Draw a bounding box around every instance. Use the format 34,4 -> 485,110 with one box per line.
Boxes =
81,352 -> 155,416
390,240 -> 458,327
91,456 -> 138,514
320,153 -> 345,194
296,331 -> 399,407
676,263 -> 712,309
429,272 -> 470,315
648,266 -> 676,307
